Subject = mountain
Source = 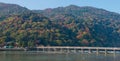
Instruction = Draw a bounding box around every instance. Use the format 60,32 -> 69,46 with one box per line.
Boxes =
0,2 -> 31,21
0,3 -> 120,47
33,5 -> 120,20
33,5 -> 120,47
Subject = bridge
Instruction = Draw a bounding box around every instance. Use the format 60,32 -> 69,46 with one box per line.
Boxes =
27,46 -> 120,54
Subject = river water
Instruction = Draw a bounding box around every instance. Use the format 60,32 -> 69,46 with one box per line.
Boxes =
0,51 -> 120,61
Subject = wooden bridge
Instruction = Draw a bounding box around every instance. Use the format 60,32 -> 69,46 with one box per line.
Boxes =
27,46 -> 120,54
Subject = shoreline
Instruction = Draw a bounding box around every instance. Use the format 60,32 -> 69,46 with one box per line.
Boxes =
0,48 -> 26,51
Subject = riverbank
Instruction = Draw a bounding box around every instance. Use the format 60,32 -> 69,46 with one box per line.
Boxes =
0,48 -> 26,51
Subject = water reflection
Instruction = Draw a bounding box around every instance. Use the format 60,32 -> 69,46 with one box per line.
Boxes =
0,51 -> 119,61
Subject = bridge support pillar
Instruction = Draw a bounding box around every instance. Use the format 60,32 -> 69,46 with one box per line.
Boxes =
67,48 -> 70,53
47,47 -> 50,53
54,48 -> 56,53
89,49 -> 92,53
74,48 -> 76,53
105,49 -> 107,54
96,49 -> 99,54
43,48 -> 45,53
60,48 -> 63,53
81,49 -> 84,53
113,49 -> 116,54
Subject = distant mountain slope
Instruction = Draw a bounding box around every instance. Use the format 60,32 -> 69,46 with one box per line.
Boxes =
0,2 -> 31,21
33,5 -> 120,20
33,5 -> 120,47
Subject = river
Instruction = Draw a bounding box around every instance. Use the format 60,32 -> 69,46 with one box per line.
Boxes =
0,51 -> 119,61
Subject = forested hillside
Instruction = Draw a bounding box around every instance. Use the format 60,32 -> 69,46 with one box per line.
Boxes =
33,5 -> 120,47
0,13 -> 79,47
0,3 -> 120,47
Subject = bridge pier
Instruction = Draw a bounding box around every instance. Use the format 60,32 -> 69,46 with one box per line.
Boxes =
96,49 -> 99,54
81,48 -> 84,53
105,49 -> 107,55
74,48 -> 76,53
42,48 -> 45,53
54,48 -> 56,53
114,49 -> 116,54
60,48 -> 63,53
88,49 -> 92,53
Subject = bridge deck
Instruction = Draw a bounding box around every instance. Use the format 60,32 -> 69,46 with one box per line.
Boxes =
28,47 -> 120,54
36,47 -> 120,50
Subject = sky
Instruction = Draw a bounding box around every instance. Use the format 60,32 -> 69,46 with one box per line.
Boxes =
0,0 -> 120,13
